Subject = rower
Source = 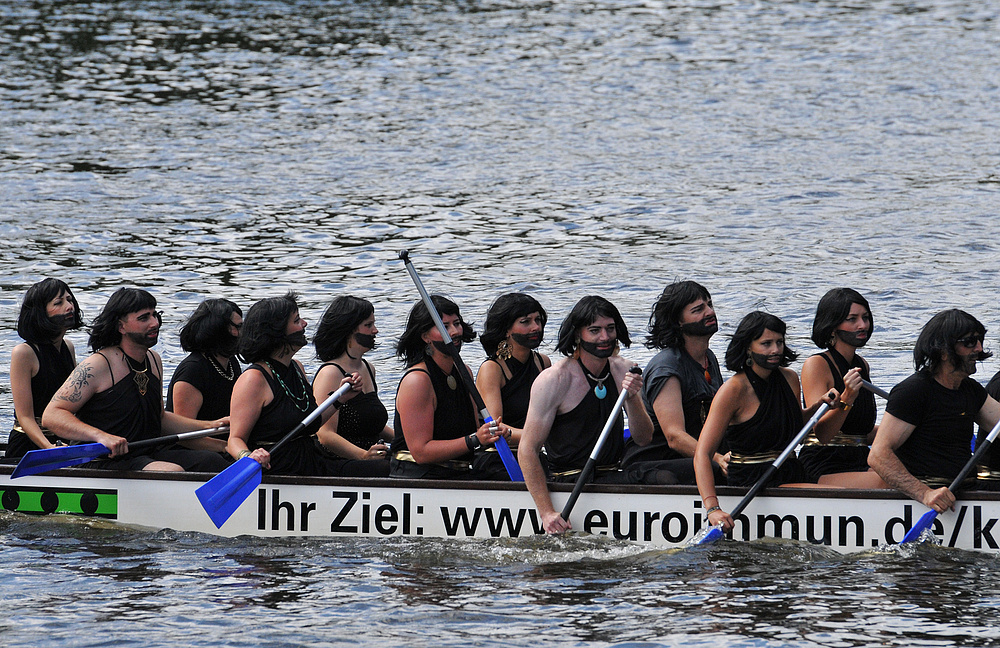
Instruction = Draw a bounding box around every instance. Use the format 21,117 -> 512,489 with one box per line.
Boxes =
869,309 -> 1000,512
518,296 -> 675,535
42,287 -> 230,472
474,293 -> 552,480
622,281 -> 728,485
695,311 -> 836,533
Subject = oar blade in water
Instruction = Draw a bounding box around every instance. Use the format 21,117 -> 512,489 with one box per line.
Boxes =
195,457 -> 264,529
696,524 -> 725,545
10,442 -> 111,479
901,509 -> 938,544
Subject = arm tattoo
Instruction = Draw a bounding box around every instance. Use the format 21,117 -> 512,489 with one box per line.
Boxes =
59,363 -> 95,404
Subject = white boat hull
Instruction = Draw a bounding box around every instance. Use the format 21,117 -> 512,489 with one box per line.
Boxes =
3,465 -> 1000,553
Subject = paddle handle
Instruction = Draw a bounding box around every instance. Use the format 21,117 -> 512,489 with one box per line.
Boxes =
560,366 -> 641,521
860,380 -> 891,400
398,250 -> 523,481
729,401 -> 831,519
267,383 -> 352,457
126,425 -> 230,453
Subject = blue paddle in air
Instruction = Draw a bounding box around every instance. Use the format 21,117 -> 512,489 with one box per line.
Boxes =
901,418 -> 1000,544
196,382 -> 352,529
560,366 -> 642,522
10,426 -> 229,479
398,250 -> 523,481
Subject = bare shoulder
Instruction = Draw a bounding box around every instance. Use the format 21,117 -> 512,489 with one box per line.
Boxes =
477,358 -> 503,382
800,353 -> 826,377
538,352 -> 552,369
10,343 -> 38,370
779,366 -> 800,387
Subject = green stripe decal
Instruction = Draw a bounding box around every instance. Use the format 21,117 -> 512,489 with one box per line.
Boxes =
0,487 -> 118,518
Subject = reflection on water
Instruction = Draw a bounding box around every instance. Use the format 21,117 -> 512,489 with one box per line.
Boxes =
3,0 -> 1000,646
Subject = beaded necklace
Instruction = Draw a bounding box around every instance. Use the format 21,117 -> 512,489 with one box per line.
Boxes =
264,360 -> 310,412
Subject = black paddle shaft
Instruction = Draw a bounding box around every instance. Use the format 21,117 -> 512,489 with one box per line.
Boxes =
560,366 -> 642,521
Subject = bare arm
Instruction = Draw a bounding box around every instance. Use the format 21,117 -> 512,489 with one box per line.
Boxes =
227,368 -> 273,468
10,343 -> 57,450
518,369 -> 567,534
42,356 -> 127,456
868,412 -> 953,512
802,357 -> 865,443
615,360 -> 653,446
695,378 -> 743,531
313,366 -> 383,460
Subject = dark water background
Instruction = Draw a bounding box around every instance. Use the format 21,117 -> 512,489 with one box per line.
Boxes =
2,0 -> 1000,645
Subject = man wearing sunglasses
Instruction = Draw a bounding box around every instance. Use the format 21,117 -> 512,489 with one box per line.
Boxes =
43,287 -> 230,472
869,309 -> 1000,513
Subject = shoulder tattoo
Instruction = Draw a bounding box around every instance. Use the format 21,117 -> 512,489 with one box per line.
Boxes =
59,363 -> 95,403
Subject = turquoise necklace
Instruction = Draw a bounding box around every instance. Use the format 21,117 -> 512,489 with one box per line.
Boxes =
264,360 -> 310,412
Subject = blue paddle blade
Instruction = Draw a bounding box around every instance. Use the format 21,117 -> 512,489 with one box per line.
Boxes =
494,437 -> 524,481
698,525 -> 725,545
901,509 -> 938,544
10,442 -> 111,479
195,457 -> 263,529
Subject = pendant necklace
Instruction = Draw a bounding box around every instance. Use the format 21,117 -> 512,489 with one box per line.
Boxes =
578,358 -> 609,399
447,374 -> 458,390
123,349 -> 150,396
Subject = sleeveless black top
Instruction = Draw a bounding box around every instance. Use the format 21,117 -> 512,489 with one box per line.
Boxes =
78,350 -> 162,443
391,358 -> 478,458
315,359 -> 388,451
248,361 -> 319,445
166,352 -> 242,420
489,351 -> 544,429
546,361 -> 624,473
7,341 -> 76,458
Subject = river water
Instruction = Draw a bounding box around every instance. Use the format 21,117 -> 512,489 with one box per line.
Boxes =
2,0 -> 999,646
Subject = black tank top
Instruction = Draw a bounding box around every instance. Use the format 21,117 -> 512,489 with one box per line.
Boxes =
726,369 -> 800,454
490,351 -> 543,429
391,358 -> 478,456
22,341 -> 75,419
315,359 -> 388,450
816,349 -> 876,438
247,361 -> 320,446
546,361 -> 624,472
78,350 -> 162,443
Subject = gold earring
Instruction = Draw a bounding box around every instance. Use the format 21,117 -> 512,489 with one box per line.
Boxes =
496,338 -> 513,361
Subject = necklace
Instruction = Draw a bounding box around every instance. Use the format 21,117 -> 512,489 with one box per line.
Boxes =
264,360 -> 310,412
447,374 -> 458,390
122,349 -> 150,396
578,358 -> 610,400
204,352 -> 235,381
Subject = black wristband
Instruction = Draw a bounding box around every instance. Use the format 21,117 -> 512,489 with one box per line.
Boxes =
465,433 -> 482,452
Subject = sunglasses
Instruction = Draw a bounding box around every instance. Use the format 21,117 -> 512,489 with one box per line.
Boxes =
957,334 -> 984,349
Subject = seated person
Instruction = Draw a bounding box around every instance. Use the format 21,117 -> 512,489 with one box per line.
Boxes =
695,311 -> 837,532
869,309 -> 1000,512
475,293 -> 551,479
226,293 -> 387,477
389,295 -> 509,480
7,278 -> 83,461
43,288 -> 229,472
519,296 -> 677,535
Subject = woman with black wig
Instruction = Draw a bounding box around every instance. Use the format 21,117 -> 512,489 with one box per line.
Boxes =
6,278 -> 83,460
390,295 -> 510,480
474,293 -> 551,478
695,311 -> 838,532
799,288 -> 887,487
311,296 -> 391,474
226,293 -> 385,477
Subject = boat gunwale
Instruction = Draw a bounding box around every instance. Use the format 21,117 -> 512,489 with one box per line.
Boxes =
4,464 -> 984,501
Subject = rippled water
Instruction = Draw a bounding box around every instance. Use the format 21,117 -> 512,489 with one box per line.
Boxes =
2,0 -> 1000,645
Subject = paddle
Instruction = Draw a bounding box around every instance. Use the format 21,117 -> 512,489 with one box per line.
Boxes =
861,380 -> 890,400
901,418 -> 1000,544
698,402 -> 832,544
196,382 -> 352,529
10,425 -> 230,479
398,250 -> 524,481
561,366 -> 642,522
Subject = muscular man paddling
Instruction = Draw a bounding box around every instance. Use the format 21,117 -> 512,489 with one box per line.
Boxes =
519,296 -> 676,534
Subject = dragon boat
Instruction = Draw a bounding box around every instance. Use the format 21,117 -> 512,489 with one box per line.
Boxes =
3,464 -> 1000,553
